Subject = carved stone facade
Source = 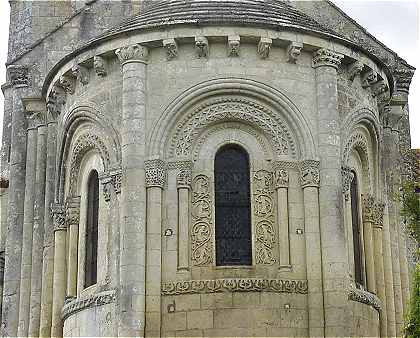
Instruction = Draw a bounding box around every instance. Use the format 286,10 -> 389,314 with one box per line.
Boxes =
0,1 -> 416,337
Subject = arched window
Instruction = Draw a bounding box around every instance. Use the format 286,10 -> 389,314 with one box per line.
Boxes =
215,145 -> 252,266
85,170 -> 99,288
350,171 -> 364,287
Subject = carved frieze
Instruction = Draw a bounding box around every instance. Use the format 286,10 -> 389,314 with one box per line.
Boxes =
312,48 -> 343,69
99,168 -> 122,202
163,38 -> 178,60
145,159 -> 166,188
162,278 -> 308,295
191,174 -> 213,266
348,61 -> 364,81
257,37 -> 272,59
93,56 -> 107,77
61,289 -> 116,320
195,36 -> 209,58
299,160 -> 320,188
228,35 -> 240,57
361,70 -> 377,89
51,204 -> 66,232
348,287 -> 381,311
287,41 -> 303,63
71,64 -> 90,86
116,44 -> 149,64
341,166 -> 354,201
8,65 -> 30,87
253,170 -> 276,265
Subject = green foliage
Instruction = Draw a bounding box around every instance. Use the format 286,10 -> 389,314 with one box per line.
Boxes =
404,264 -> 420,338
397,179 -> 420,245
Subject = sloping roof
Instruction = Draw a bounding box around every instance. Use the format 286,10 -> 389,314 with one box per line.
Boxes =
101,0 -> 343,39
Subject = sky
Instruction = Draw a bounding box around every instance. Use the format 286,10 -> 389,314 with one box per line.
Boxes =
0,0 -> 419,148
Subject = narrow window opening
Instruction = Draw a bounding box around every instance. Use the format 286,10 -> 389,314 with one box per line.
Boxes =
215,144 -> 252,266
350,171 -> 364,288
85,170 -> 99,288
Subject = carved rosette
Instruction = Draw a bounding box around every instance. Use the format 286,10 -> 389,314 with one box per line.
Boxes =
163,38 -> 178,60
115,44 -> 149,64
191,174 -> 213,266
273,169 -> 289,189
8,65 -> 30,87
253,170 -> 276,265
287,41 -> 303,63
342,166 -> 354,201
312,48 -> 343,69
145,159 -> 166,188
299,160 -> 320,188
177,168 -> 192,189
257,37 -> 272,59
348,61 -> 364,81
71,64 -> 90,86
162,278 -> 308,295
195,36 -> 209,58
51,204 -> 66,232
66,196 -> 81,226
93,56 -> 107,77
362,194 -> 376,223
99,168 -> 122,202
228,35 -> 240,57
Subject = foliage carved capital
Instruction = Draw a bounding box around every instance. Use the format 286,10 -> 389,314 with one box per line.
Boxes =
312,48 -> 343,69
116,44 -> 149,64
145,159 -> 166,188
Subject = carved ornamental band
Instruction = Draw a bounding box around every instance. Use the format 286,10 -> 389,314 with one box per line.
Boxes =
299,160 -> 320,188
312,48 -> 343,69
145,159 -> 166,188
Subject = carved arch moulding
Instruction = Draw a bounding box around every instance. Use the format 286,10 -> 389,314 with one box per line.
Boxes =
147,78 -> 317,161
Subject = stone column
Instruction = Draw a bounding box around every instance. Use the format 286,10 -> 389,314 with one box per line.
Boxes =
66,196 -> 80,297
50,204 -> 67,337
1,65 -> 30,337
273,169 -> 290,268
300,160 -> 324,338
177,168 -> 192,271
341,166 -> 355,279
17,105 -> 44,337
373,201 -> 387,337
313,48 -> 349,336
145,159 -> 165,337
361,194 -> 377,294
398,219 -> 410,317
115,44 -> 149,337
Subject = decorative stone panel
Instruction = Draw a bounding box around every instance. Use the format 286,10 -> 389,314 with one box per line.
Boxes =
145,159 -> 166,188
191,174 -> 213,266
162,278 -> 308,295
253,170 -> 276,265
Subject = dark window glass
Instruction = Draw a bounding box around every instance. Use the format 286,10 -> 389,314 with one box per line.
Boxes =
350,171 -> 364,287
85,170 -> 99,288
215,145 -> 252,266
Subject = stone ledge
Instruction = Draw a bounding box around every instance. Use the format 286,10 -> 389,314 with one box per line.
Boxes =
162,278 -> 308,296
348,287 -> 382,312
61,289 -> 116,320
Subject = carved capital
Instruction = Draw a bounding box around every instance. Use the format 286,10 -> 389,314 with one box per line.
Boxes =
177,168 -> 192,188
46,85 -> 66,121
71,64 -> 90,86
361,70 -> 377,89
51,204 -> 66,232
273,169 -> 289,188
116,44 -> 149,64
228,35 -> 240,57
348,61 -> 364,81
299,160 -> 320,188
145,159 -> 166,188
23,97 -> 47,129
99,168 -> 122,202
7,65 -> 30,87
163,38 -> 178,60
342,166 -> 354,201
312,48 -> 343,69
257,37 -> 272,59
362,194 -> 376,223
195,36 -> 209,58
287,41 -> 303,63
393,66 -> 415,95
26,111 -> 47,130
373,201 -> 385,228
93,56 -> 107,77
65,196 -> 81,226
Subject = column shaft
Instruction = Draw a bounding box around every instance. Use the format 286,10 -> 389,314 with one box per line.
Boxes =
363,219 -> 376,293
277,187 -> 290,267
397,219 -> 410,316
373,225 -> 387,337
17,124 -> 38,337
178,187 -> 190,270
66,222 -> 78,297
